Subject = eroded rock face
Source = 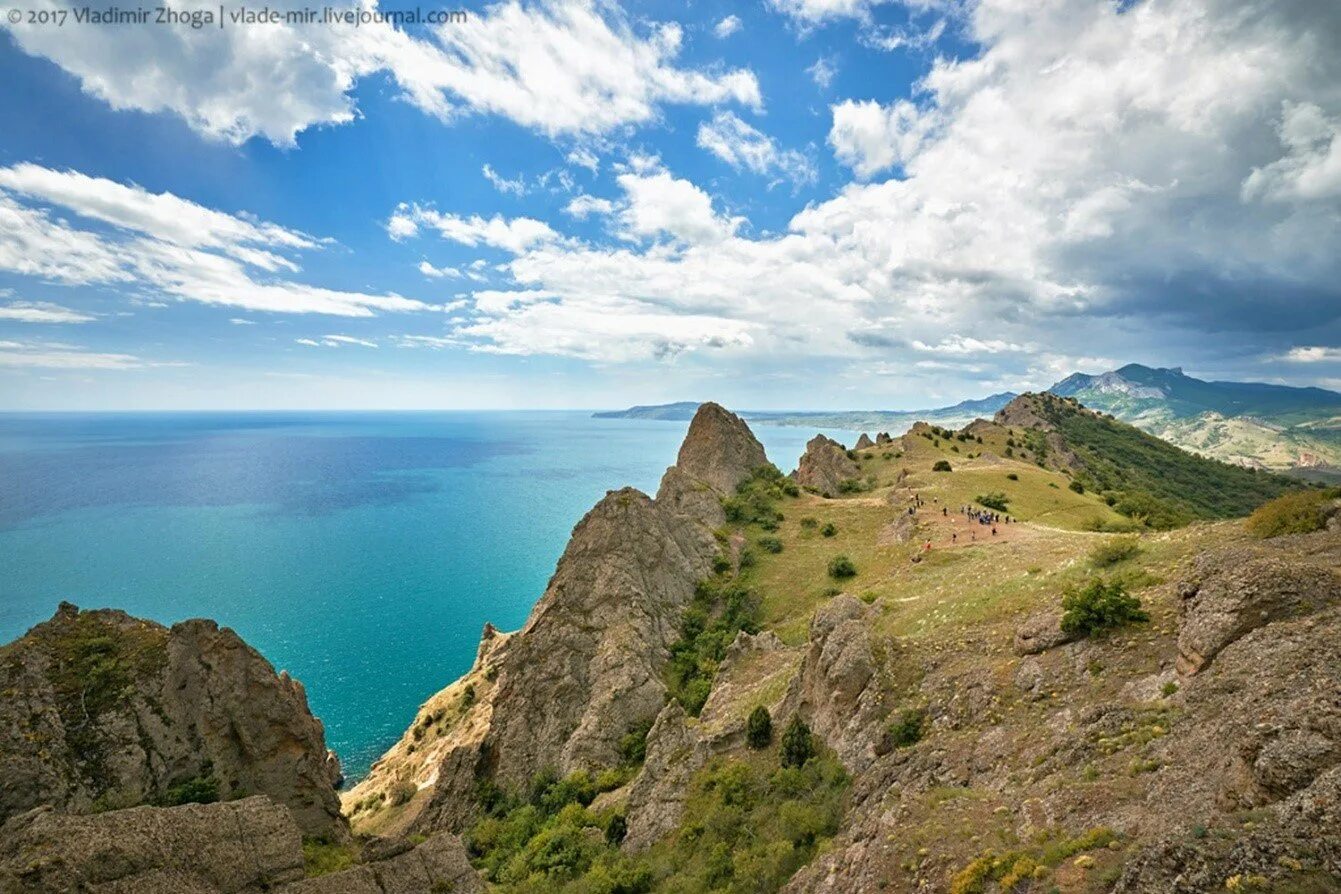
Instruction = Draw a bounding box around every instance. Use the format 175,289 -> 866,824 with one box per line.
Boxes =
793,435 -> 861,498
349,403 -> 769,836
1176,549 -> 1341,674
0,797 -> 482,894
621,701 -> 710,852
1012,610 -> 1076,655
0,604 -> 344,838
854,433 -> 874,450
673,402 -> 769,496
782,595 -> 888,773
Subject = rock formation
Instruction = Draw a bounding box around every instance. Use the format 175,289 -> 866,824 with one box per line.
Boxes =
346,402 -> 770,836
0,603 -> 344,838
793,435 -> 860,497
854,433 -> 874,450
0,797 -> 481,894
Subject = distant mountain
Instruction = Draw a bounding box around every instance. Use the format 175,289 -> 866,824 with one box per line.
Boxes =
1048,364 -> 1341,478
594,392 -> 1018,430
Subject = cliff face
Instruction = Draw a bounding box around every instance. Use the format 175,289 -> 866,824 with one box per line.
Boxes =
346,402 -> 769,836
793,434 -> 861,497
0,603 -> 344,838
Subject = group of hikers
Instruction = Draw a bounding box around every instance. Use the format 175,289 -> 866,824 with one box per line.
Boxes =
906,493 -> 1016,553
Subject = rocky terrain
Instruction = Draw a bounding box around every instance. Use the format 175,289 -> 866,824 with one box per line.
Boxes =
5,398 -> 1339,894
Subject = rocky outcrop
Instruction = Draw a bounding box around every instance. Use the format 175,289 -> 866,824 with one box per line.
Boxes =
0,797 -> 482,894
347,403 -> 769,836
854,433 -> 874,450
793,435 -> 860,498
875,432 -> 893,445
0,604 -> 344,838
1175,548 -> 1341,673
621,701 -> 710,851
782,596 -> 889,773
1012,609 -> 1076,655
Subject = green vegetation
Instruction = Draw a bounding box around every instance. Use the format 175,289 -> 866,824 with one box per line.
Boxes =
827,555 -> 857,579
1060,579 -> 1149,638
1026,394 -> 1298,527
949,827 -> 1118,894
303,838 -> 358,877
160,771 -> 219,806
667,576 -> 759,716
723,465 -> 796,530
974,492 -> 1009,512
886,708 -> 925,749
747,706 -> 773,749
757,536 -> 784,554
820,522 -> 837,537
1087,536 -> 1141,568
932,460 -> 953,472
780,717 -> 816,768
1245,488 -> 1338,539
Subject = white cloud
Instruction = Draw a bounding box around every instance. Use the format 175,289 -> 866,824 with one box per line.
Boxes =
229,318 -> 256,325
296,334 -> 379,348
828,99 -> 936,177
767,0 -> 887,26
564,195 -> 615,219
433,0 -> 1341,372
388,205 -> 558,253
482,164 -> 528,197
4,0 -> 762,145
0,339 -> 175,369
0,165 -> 438,316
418,260 -> 463,279
807,57 -> 837,90
696,112 -> 816,185
1280,346 -> 1341,363
0,301 -> 96,324
1242,102 -> 1341,202
713,15 -> 742,38
566,147 -> 600,172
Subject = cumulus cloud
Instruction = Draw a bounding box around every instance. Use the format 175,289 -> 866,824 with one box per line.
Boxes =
2,0 -> 761,145
713,15 -> 742,38
0,301 -> 96,323
1280,346 -> 1341,363
418,260 -> 463,279
767,0 -> 887,26
0,164 -> 438,316
388,205 -> 559,252
425,0 -> 1341,376
807,57 -> 837,89
696,112 -> 816,185
564,195 -> 615,219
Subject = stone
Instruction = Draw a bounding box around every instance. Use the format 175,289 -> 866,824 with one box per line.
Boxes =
793,435 -> 861,498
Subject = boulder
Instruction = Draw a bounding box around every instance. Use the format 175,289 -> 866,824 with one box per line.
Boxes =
1012,610 -> 1077,655
1176,552 -> 1341,673
793,435 -> 861,498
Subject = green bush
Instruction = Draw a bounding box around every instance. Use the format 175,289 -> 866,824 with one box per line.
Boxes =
1061,579 -> 1149,638
799,516 -> 818,530
1246,488 -> 1338,539
820,522 -> 838,537
302,838 -> 357,877
887,708 -> 925,749
666,577 -> 759,717
747,706 -> 773,749
780,717 -> 815,768
932,460 -> 952,472
1088,536 -> 1141,568
618,720 -> 653,766
160,772 -> 219,806
758,536 -> 784,554
1006,472 -> 1019,481
1069,479 -> 1086,494
975,492 -> 1009,512
827,555 -> 857,579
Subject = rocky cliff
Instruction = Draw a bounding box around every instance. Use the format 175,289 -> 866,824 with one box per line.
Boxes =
793,434 -> 861,497
0,603 -> 344,838
345,402 -> 770,836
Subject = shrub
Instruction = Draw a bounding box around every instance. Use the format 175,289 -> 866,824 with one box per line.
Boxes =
302,839 -> 357,877
975,492 -> 1009,512
887,708 -> 925,749
1006,472 -> 1019,481
666,577 -> 760,717
161,772 -> 219,806
1246,488 -> 1339,539
932,460 -> 952,472
605,813 -> 628,846
747,706 -> 773,749
619,719 -> 653,766
758,536 -> 784,553
1061,579 -> 1149,637
820,521 -> 838,537
1069,480 -> 1086,494
800,516 -> 818,530
827,555 -> 857,579
1088,536 -> 1141,568
780,717 -> 815,768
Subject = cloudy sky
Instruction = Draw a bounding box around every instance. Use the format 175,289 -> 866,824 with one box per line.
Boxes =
1,0 -> 1339,410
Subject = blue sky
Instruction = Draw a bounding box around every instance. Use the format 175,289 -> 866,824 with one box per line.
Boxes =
1,0 -> 1339,410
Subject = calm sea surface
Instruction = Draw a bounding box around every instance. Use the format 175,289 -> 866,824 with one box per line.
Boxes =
0,411 -> 861,779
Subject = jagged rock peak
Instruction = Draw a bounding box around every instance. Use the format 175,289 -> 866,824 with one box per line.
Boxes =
673,402 -> 768,495
793,434 -> 861,498
854,433 -> 875,449
0,602 -> 345,838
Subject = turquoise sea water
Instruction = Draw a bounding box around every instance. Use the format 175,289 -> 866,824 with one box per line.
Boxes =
0,411 -> 861,780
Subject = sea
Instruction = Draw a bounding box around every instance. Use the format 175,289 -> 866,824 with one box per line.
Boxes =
0,411 -> 862,781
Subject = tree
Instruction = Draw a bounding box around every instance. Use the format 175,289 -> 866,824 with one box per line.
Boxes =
932,460 -> 952,472
780,717 -> 815,768
746,706 -> 772,749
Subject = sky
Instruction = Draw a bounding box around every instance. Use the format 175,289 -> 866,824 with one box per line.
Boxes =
0,0 -> 1339,411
